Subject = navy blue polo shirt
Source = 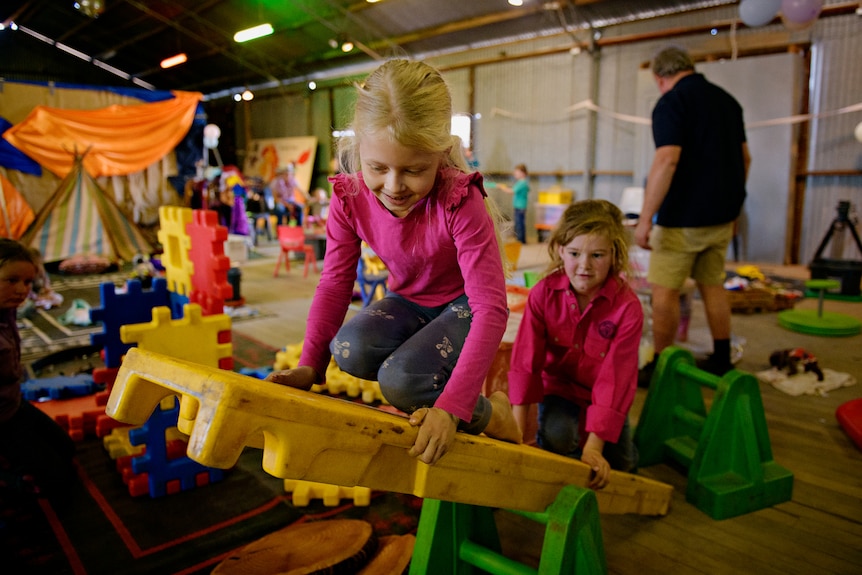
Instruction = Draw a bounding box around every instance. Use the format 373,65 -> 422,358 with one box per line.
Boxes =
651,73 -> 747,227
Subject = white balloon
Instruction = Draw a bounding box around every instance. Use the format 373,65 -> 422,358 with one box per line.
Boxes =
855,121 -> 862,144
739,0 -> 781,27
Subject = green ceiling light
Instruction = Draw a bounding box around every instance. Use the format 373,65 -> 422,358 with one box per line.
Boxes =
233,23 -> 274,43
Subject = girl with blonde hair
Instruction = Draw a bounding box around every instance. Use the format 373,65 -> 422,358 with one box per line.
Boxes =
268,59 -> 521,465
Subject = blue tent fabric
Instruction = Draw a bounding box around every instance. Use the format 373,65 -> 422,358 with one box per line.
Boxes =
0,117 -> 42,176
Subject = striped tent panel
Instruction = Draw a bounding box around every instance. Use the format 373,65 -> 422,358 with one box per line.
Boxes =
21,157 -> 153,263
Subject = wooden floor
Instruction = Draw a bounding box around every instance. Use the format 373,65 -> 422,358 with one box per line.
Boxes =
232,241 -> 862,574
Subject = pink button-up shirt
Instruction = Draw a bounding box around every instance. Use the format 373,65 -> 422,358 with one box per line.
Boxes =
299,169 -> 508,421
507,271 -> 643,443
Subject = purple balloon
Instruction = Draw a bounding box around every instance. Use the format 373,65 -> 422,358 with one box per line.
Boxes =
781,0 -> 824,24
740,0 -> 781,27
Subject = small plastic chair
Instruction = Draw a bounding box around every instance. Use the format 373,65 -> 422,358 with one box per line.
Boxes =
274,225 -> 319,278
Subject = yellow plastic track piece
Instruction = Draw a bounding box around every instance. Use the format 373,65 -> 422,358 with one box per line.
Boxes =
107,348 -> 672,515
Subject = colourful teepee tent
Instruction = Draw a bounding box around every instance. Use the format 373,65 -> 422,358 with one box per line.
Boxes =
20,156 -> 152,263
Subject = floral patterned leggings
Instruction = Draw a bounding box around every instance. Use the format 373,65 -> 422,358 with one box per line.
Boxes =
331,292 -> 492,435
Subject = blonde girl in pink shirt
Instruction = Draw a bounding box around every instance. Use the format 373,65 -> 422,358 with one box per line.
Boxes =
267,60 -> 521,465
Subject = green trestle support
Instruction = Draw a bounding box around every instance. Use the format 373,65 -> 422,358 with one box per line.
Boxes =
633,346 -> 794,520
409,484 -> 607,574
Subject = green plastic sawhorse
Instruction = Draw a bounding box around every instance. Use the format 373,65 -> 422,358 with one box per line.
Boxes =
409,484 -> 607,574
633,346 -> 793,520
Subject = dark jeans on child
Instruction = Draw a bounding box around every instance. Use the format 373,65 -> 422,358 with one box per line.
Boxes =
332,292 -> 492,434
537,394 -> 639,473
513,208 -> 526,244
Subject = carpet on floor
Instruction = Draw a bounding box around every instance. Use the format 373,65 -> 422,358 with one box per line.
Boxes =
7,331 -> 422,575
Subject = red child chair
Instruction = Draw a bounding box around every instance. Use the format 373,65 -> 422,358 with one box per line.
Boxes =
274,225 -> 319,278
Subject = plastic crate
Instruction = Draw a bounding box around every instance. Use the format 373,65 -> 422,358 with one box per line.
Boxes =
538,190 -> 573,205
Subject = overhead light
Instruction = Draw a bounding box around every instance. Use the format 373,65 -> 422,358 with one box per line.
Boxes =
241,89 -> 254,101
160,53 -> 187,69
74,1 -> 105,18
308,81 -> 317,90
233,23 -> 273,43
508,0 -> 524,6
341,40 -> 354,52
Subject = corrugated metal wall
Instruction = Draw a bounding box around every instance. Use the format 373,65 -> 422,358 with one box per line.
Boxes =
241,1 -> 862,262
801,13 -> 862,264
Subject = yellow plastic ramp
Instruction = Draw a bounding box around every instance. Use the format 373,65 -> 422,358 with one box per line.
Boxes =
107,348 -> 672,515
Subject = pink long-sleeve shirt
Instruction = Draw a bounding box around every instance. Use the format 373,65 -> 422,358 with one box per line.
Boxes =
507,271 -> 643,443
299,169 -> 508,421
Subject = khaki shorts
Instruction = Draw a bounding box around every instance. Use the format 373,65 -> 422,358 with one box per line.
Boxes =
646,223 -> 734,290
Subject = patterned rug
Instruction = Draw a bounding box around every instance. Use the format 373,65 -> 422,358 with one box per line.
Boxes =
5,331 -> 422,575
3,439 -> 422,575
20,271 -> 274,366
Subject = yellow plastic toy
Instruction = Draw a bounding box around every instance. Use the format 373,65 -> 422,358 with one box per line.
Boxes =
276,342 -> 388,404
107,348 -> 672,515
157,206 -> 195,296
283,479 -> 372,507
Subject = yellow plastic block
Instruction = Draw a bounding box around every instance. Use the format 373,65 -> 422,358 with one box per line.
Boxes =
108,348 -> 672,515
103,424 -> 187,460
283,479 -> 372,507
157,206 -> 194,296
274,343 -> 302,371
103,427 -> 146,459
120,303 -> 232,369
275,342 -> 387,404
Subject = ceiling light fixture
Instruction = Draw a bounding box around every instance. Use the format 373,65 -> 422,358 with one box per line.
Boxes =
233,23 -> 273,43
74,1 -> 105,18
160,53 -> 187,69
241,89 -> 254,101
341,40 -> 354,52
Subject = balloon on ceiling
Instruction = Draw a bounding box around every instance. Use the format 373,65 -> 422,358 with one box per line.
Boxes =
780,0 -> 824,30
739,0 -> 781,27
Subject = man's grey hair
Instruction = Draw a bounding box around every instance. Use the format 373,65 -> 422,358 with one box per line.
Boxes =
651,46 -> 695,78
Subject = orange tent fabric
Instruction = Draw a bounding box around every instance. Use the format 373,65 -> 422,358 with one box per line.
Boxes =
3,90 -> 202,178
0,173 -> 35,239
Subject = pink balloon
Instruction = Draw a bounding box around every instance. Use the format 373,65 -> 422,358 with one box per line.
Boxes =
781,0 -> 824,25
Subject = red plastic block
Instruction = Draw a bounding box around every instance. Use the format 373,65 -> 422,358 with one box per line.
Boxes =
187,209 -> 233,315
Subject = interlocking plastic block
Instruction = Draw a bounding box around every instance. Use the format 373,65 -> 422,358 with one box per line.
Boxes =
90,277 -> 170,368
107,348 -> 673,515
187,209 -> 233,315
122,395 -> 225,498
33,394 -> 108,441
120,303 -> 233,371
157,206 -> 194,297
239,366 -> 274,380
634,346 -> 794,520
103,426 -> 147,460
92,366 -> 119,388
283,479 -> 372,507
22,374 -> 98,401
275,342 -> 387,404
